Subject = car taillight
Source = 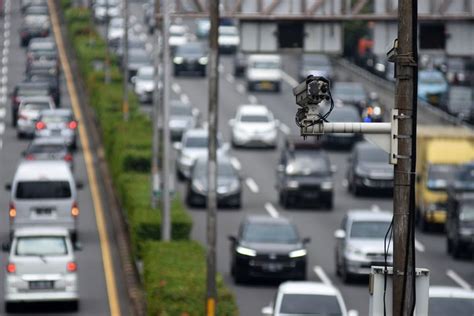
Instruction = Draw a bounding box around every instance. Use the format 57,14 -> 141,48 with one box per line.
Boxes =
9,203 -> 16,218
68,121 -> 78,129
7,263 -> 16,274
67,262 -> 77,272
71,202 -> 79,217
25,154 -> 35,160
35,121 -> 46,130
64,153 -> 73,162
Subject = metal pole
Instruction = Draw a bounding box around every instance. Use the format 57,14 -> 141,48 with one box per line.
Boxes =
151,0 -> 161,209
122,0 -> 129,121
393,0 -> 417,314
161,0 -> 171,241
104,0 -> 111,84
206,0 -> 219,315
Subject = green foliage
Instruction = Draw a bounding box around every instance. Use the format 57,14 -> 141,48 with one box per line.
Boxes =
143,241 -> 238,316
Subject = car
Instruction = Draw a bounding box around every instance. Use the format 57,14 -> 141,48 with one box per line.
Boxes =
299,54 -> 334,82
418,70 -> 448,106
2,227 -> 79,312
261,281 -> 348,316
143,1 -> 156,33
126,49 -> 152,79
6,160 -> 81,241
441,86 -> 473,122
229,216 -> 309,283
276,138 -> 334,209
186,155 -> 242,208
26,38 -> 57,65
229,104 -> 279,148
174,128 -> 227,180
218,25 -> 239,54
246,54 -> 282,92
195,19 -> 210,39
20,0 -> 48,14
34,109 -> 78,149
346,141 -> 394,195
27,72 -> 61,106
93,0 -> 120,22
132,66 -> 155,104
334,209 -> 393,283
107,17 -> 124,42
26,59 -> 59,80
169,100 -> 199,141
321,104 -> 361,148
11,81 -> 53,126
19,16 -> 50,46
169,24 -> 188,54
233,51 -> 247,77
332,82 -> 368,110
23,137 -> 74,169
446,57 -> 473,86
173,42 -> 208,77
113,37 -> 147,61
16,96 -> 56,138
428,286 -> 474,316
446,191 -> 474,259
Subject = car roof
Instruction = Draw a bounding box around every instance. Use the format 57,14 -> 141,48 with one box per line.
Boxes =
31,137 -> 68,146
248,54 -> 281,62
13,227 -> 70,237
429,286 -> 474,299
347,210 -> 392,221
237,104 -> 270,115
278,281 -> 341,296
245,215 -> 292,225
19,96 -> 53,103
15,160 -> 72,181
40,109 -> 72,116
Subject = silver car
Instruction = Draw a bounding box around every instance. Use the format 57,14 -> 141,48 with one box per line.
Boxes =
17,96 -> 55,138
334,209 -> 393,283
34,109 -> 78,150
3,227 -> 79,312
133,66 -> 155,103
169,100 -> 199,141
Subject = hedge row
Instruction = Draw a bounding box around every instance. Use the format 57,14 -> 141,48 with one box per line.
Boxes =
59,3 -> 237,315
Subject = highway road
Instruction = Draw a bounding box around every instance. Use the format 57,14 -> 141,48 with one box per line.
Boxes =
0,0 -> 129,314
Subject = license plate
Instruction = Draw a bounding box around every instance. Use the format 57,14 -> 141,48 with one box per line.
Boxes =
29,280 -> 54,290
260,82 -> 273,89
262,263 -> 283,272
51,129 -> 62,135
36,208 -> 52,215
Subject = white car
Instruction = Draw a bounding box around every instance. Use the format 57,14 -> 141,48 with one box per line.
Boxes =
230,104 -> 278,148
246,54 -> 282,92
133,66 -> 155,103
107,17 -> 124,42
262,281 -> 348,316
169,24 -> 188,53
429,286 -> 474,316
3,227 -> 79,312
17,96 -> 55,138
93,0 -> 120,22
218,25 -> 239,54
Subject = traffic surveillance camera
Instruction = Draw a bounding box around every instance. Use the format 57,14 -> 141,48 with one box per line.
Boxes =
293,75 -> 330,108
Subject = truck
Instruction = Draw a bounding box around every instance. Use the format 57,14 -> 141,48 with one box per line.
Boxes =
415,126 -> 474,231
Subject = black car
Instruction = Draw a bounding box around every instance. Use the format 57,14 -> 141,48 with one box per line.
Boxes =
11,81 -> 53,126
173,42 -> 208,77
233,52 -> 247,77
27,73 -> 60,106
346,141 -> 394,195
332,82 -> 368,110
322,105 -> 361,149
276,138 -> 334,209
186,156 -> 241,208
229,215 -> 310,283
446,191 -> 474,259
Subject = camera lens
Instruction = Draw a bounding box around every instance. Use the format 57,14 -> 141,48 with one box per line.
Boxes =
308,81 -> 319,97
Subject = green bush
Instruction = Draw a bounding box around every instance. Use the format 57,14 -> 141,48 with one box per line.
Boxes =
143,241 -> 238,316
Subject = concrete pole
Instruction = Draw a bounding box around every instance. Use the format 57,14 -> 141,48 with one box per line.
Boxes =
161,0 -> 171,241
206,0 -> 219,315
122,0 -> 129,121
393,0 -> 417,315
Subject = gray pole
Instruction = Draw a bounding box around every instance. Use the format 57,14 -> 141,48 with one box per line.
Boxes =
122,0 -> 129,121
151,0 -> 161,209
104,0 -> 111,84
206,0 -> 219,315
161,0 -> 171,241
393,0 -> 417,314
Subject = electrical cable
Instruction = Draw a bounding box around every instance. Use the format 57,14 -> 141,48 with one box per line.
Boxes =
383,218 -> 394,316
295,84 -> 335,128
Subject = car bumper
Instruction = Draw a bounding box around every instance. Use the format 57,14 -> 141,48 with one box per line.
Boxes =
177,160 -> 193,179
219,45 -> 237,54
283,188 -> 333,203
235,255 -> 306,279
232,131 -> 277,147
345,258 -> 392,275
355,176 -> 393,190
5,275 -> 78,303
17,120 -> 35,135
138,91 -> 153,103
174,62 -> 206,74
423,210 -> 447,224
11,218 -> 77,234
188,190 -> 241,207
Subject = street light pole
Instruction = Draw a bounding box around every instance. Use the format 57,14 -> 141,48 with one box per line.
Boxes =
122,0 -> 129,121
206,0 -> 219,315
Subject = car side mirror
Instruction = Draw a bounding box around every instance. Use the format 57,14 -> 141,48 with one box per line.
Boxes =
173,142 -> 182,151
228,235 -> 236,243
334,229 -> 346,239
2,242 -> 10,252
74,242 -> 83,251
261,305 -> 273,315
76,180 -> 84,190
5,183 -> 11,191
302,237 -> 311,244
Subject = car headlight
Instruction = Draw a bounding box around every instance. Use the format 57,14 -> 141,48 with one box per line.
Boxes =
180,153 -> 194,166
199,57 -> 208,65
286,180 -> 299,189
173,56 -> 184,64
321,181 -> 333,191
192,180 -> 205,193
373,106 -> 382,116
346,246 -> 366,259
236,246 -> 256,257
355,166 -> 368,177
289,249 -> 307,258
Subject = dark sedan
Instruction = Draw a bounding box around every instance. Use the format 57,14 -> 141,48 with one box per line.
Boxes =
11,81 -> 53,126
347,141 -> 394,195
173,42 -> 208,77
233,52 -> 247,77
186,155 -> 241,208
322,105 -> 361,149
27,73 -> 60,106
229,215 -> 310,283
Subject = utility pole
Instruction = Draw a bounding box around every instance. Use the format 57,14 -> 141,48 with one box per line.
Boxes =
161,0 -> 171,241
104,0 -> 111,84
393,0 -> 417,315
122,0 -> 129,121
206,0 -> 219,315
151,0 -> 161,209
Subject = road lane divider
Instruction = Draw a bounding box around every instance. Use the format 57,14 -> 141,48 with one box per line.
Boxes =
48,1 -> 122,315
245,178 -> 259,193
248,95 -> 258,104
171,82 -> 181,94
446,269 -> 472,290
230,157 -> 241,171
264,202 -> 279,218
279,123 -> 291,135
225,73 -> 235,84
180,93 -> 190,104
414,239 -> 425,252
313,266 -> 332,285
236,83 -> 245,94
281,70 -> 299,87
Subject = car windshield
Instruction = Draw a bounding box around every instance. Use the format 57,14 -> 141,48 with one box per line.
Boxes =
110,19 -> 123,28
350,220 -> 391,239
429,297 -> 474,316
220,27 -> 237,35
239,114 -> 270,123
18,87 -> 49,96
177,45 -> 203,55
42,114 -> 69,123
286,153 -> 330,176
16,181 -> 71,199
15,236 -> 67,256
427,164 -> 458,190
193,162 -> 235,178
242,222 -> 298,244
358,146 -> 388,163
21,102 -> 51,111
456,164 -> 474,185
460,204 -> 474,221
170,27 -> 185,36
329,107 -> 360,122
184,135 -> 208,148
28,144 -> 65,153
171,105 -> 192,116
251,61 -> 279,69
279,294 -> 343,315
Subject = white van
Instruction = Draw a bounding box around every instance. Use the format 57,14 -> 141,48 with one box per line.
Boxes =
246,54 -> 282,92
6,160 -> 80,241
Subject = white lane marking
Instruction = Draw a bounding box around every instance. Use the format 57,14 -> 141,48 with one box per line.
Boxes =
248,95 -> 258,104
236,83 -> 245,94
281,70 -> 299,87
230,157 -> 241,170
1,76 -> 7,84
341,179 -> 349,188
3,48 -> 8,56
279,123 -> 291,135
218,63 -> 224,73
264,202 -> 279,218
129,15 -> 137,24
414,239 -> 425,252
313,266 -> 332,285
4,39 -> 9,48
0,139 -> 3,150
245,178 -> 259,193
133,24 -> 142,33
4,21 -> 9,30
0,122 -> 5,135
180,94 -> 190,104
447,270 -> 472,290
0,95 -> 6,105
4,29 -> 9,37
225,73 -> 235,84
348,310 -> 359,316
0,108 -> 6,119
171,82 -> 181,94
1,56 -> 7,65
2,66 -> 8,75
1,86 -> 7,94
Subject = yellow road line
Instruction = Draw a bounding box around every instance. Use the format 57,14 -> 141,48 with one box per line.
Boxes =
48,1 -> 121,315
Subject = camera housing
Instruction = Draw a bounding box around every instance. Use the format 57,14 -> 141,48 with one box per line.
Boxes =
293,75 -> 331,127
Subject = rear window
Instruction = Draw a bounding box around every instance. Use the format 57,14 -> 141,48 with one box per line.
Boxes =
15,236 -> 67,256
21,102 -> 51,111
16,181 -> 71,199
279,294 -> 343,315
42,115 -> 69,124
28,144 -> 66,154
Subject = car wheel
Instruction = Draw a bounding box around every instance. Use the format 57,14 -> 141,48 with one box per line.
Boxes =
353,184 -> 362,196
186,192 -> 195,207
12,114 -> 17,127
452,241 -> 462,259
176,169 -> 186,181
233,266 -> 248,284
281,193 -> 291,208
16,131 -> 23,139
274,82 -> 281,92
325,198 -> 333,210
446,237 -> 452,254
418,215 -> 430,232
174,69 -> 180,77
200,70 -> 206,77
341,260 -> 353,284
247,82 -> 254,92
335,253 -> 341,276
70,300 -> 79,311
5,302 -> 15,313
